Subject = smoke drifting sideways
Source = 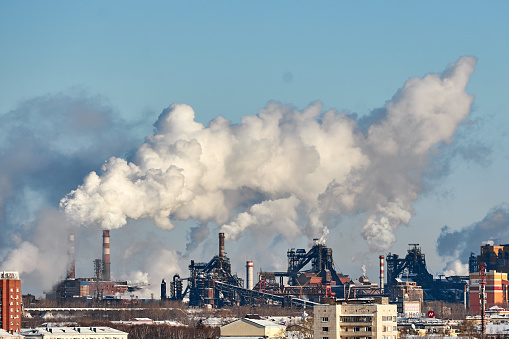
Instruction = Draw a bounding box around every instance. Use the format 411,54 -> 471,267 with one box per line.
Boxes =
62,57 -> 477,255
437,203 -> 509,276
0,91 -> 148,295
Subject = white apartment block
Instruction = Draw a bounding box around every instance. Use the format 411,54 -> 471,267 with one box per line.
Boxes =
314,298 -> 397,339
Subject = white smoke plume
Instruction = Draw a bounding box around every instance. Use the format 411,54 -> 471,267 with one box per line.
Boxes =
61,57 -> 477,252
0,208 -> 71,293
437,203 -> 509,272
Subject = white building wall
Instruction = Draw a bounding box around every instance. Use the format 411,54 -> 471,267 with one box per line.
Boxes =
314,301 -> 397,339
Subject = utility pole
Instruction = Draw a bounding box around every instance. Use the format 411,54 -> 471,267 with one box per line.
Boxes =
480,263 -> 486,337
94,259 -> 103,302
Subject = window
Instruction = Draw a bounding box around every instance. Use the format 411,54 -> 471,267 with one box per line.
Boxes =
367,326 -> 372,332
322,327 -> 329,332
10,288 -> 13,292
322,317 -> 329,322
322,337 -> 329,339
354,327 -> 360,332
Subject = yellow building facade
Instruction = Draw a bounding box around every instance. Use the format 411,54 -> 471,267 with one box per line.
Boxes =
469,270 -> 509,313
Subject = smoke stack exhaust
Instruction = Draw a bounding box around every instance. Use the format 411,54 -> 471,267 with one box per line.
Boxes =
67,234 -> 75,279
102,230 -> 111,281
379,255 -> 384,292
246,261 -> 254,290
219,232 -> 225,257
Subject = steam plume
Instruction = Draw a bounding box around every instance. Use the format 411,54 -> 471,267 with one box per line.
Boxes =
438,203 -> 509,273
62,57 -> 476,252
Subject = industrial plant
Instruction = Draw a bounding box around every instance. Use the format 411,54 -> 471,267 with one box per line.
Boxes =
42,226 -> 509,322
47,231 -> 143,302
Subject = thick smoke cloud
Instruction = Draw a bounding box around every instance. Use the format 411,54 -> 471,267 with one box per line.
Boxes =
62,57 -> 477,252
437,203 -> 509,274
0,91 -> 147,293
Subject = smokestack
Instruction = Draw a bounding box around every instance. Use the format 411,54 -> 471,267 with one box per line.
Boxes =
219,232 -> 225,257
379,255 -> 384,292
102,230 -> 111,281
246,261 -> 254,290
67,234 -> 75,279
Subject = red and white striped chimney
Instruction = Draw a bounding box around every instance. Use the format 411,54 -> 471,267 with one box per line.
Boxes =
379,255 -> 384,292
102,230 -> 111,281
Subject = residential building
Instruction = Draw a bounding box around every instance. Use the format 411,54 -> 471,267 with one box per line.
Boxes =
0,272 -> 21,333
314,297 -> 397,339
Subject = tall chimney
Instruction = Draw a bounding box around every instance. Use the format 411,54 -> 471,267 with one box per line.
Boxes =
102,230 -> 111,281
379,255 -> 384,292
67,234 -> 75,279
219,233 -> 225,257
246,261 -> 254,290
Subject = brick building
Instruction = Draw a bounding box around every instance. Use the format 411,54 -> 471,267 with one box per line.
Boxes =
0,272 -> 22,333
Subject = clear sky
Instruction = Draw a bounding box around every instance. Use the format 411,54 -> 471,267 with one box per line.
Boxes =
1,1 -> 509,296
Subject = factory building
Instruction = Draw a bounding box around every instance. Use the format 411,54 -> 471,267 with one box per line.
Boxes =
48,230 -> 140,302
469,270 -> 509,313
386,244 -> 468,303
313,297 -> 397,339
473,243 -> 509,274
0,272 -> 21,333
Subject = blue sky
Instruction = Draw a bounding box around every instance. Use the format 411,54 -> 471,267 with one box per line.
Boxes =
1,1 -> 509,295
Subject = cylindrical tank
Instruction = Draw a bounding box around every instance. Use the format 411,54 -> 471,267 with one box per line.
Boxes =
219,233 -> 225,257
379,255 -> 384,292
246,261 -> 254,290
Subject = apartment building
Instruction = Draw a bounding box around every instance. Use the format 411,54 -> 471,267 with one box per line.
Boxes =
314,298 -> 397,339
0,272 -> 21,333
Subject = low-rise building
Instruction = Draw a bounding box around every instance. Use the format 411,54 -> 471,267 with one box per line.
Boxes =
220,317 -> 286,338
20,327 -> 128,339
314,297 -> 397,339
0,329 -> 23,338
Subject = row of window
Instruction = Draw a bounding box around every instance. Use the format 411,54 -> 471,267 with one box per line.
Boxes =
0,288 -> 20,292
343,326 -> 372,332
0,294 -> 20,299
340,316 -> 373,323
382,316 -> 397,322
